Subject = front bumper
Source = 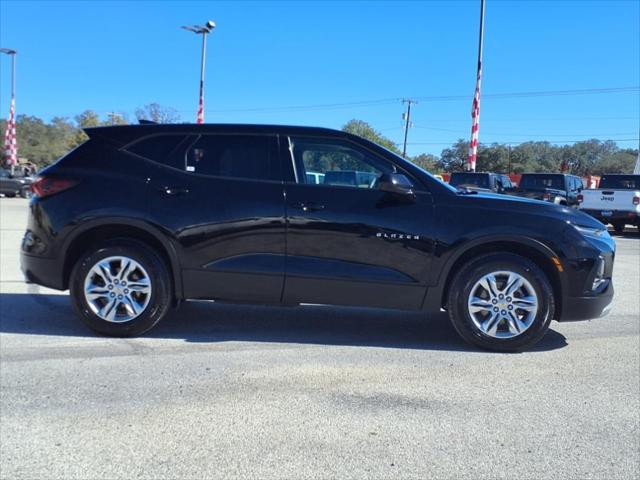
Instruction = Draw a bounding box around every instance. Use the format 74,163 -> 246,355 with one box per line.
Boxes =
558,281 -> 614,321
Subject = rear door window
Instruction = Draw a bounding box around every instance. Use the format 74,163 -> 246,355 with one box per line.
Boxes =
185,134 -> 280,181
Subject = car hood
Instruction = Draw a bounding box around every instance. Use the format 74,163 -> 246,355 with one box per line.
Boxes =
461,191 -> 604,229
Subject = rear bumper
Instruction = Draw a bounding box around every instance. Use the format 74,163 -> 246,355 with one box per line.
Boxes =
20,252 -> 65,290
558,282 -> 614,322
581,209 -> 639,225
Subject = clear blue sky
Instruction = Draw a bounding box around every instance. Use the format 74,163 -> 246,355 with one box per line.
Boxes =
1,0 -> 638,156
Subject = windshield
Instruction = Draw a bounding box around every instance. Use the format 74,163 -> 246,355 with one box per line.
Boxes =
600,175 -> 639,189
450,173 -> 490,189
519,175 -> 564,190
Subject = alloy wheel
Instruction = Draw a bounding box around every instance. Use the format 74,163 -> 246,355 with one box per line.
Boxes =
467,270 -> 539,339
83,255 -> 152,323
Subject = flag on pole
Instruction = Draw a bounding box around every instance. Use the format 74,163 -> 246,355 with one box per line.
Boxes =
467,64 -> 482,171
196,80 -> 204,124
3,96 -> 17,167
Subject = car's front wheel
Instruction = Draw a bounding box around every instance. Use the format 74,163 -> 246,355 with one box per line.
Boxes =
70,239 -> 171,336
447,253 -> 554,352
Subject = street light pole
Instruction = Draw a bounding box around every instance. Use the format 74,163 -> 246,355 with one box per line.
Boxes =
0,48 -> 17,174
181,21 -> 215,124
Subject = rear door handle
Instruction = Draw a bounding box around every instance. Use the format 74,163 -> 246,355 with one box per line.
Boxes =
293,202 -> 325,212
159,186 -> 189,196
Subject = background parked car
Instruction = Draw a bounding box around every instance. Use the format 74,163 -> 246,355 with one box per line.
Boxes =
579,174 -> 640,233
305,171 -> 325,185
323,170 -> 378,188
449,172 -> 514,194
0,169 -> 32,198
508,173 -> 583,207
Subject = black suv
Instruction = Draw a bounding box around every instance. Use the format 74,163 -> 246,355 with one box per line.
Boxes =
449,172 -> 514,194
21,124 -> 615,351
511,173 -> 584,207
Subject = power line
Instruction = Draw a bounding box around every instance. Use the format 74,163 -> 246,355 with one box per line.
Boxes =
397,138 -> 640,146
431,116 -> 640,123
413,86 -> 639,103
201,86 -> 638,114
412,125 -> 639,137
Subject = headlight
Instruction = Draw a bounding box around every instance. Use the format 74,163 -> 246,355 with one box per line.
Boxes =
592,256 -> 606,290
573,224 -> 607,239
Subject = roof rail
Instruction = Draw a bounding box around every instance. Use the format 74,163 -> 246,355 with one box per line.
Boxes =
138,119 -> 158,125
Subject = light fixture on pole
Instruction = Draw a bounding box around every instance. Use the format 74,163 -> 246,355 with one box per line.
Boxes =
181,20 -> 215,124
0,48 -> 17,174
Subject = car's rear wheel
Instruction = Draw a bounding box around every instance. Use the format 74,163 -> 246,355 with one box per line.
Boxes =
447,253 -> 554,352
612,222 -> 625,234
20,187 -> 32,199
70,239 -> 171,336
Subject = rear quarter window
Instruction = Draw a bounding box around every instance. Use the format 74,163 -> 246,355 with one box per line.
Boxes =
125,134 -> 191,170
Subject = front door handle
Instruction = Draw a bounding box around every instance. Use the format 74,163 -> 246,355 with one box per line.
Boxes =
293,202 -> 326,212
159,186 -> 190,196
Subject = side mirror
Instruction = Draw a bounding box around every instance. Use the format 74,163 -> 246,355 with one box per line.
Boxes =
378,173 -> 414,196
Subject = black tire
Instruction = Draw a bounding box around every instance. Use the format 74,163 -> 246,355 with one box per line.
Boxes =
20,187 -> 32,199
70,239 -> 172,336
612,222 -> 625,234
5,192 -> 16,198
447,253 -> 554,352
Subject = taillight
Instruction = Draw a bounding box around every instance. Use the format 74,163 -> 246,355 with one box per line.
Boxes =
30,177 -> 78,198
542,192 -> 551,201
577,194 -> 584,203
633,196 -> 639,206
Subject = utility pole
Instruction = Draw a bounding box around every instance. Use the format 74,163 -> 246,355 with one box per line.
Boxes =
402,99 -> 417,158
106,112 -> 123,125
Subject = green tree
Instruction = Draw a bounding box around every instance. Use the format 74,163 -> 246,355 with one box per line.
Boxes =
135,103 -> 181,124
410,153 -> 440,173
438,139 -> 468,172
70,110 -> 103,147
342,119 -> 402,155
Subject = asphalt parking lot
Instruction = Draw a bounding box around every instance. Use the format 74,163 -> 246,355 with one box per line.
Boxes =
0,197 -> 638,480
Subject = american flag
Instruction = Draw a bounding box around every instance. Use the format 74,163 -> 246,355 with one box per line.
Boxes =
3,96 -> 17,167
467,63 -> 482,171
196,80 -> 204,124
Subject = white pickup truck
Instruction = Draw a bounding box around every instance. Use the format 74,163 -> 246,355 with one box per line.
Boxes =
579,174 -> 640,233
